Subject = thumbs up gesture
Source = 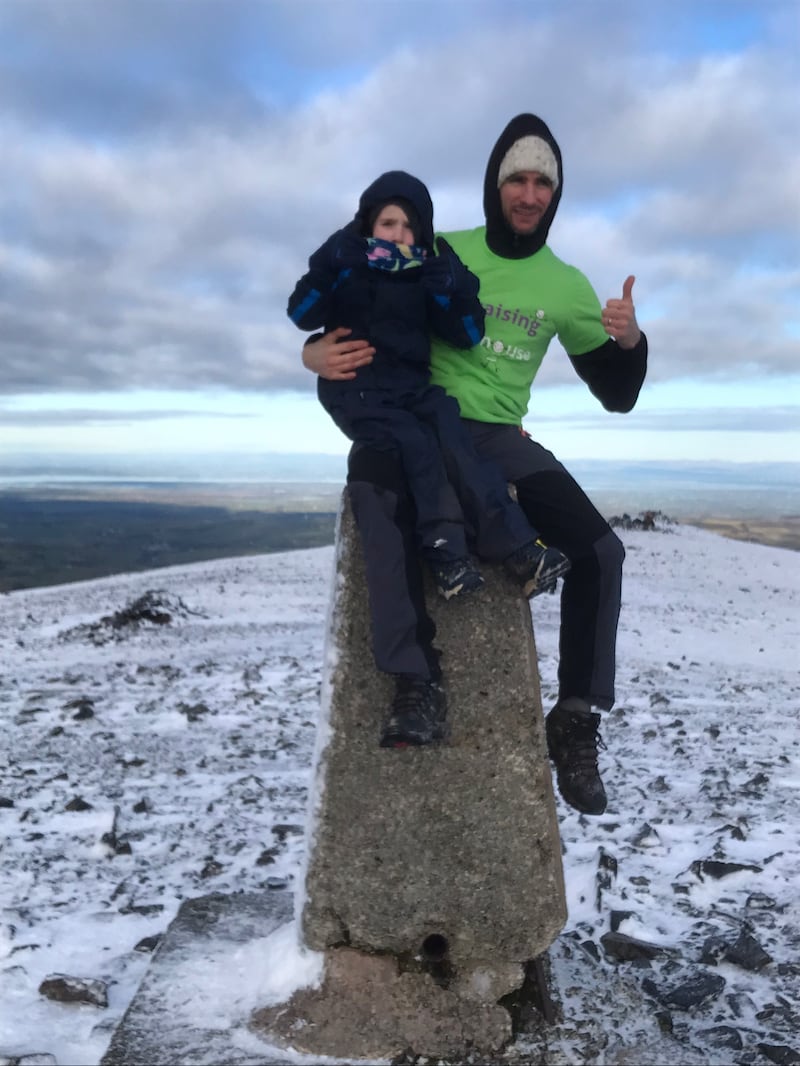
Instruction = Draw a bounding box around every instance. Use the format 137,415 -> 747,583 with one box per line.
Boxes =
602,275 -> 641,350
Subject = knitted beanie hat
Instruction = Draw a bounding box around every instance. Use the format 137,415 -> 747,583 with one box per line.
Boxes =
497,134 -> 560,190
364,197 -> 421,244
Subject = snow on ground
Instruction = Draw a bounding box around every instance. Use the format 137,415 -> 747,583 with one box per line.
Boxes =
0,523 -> 798,1065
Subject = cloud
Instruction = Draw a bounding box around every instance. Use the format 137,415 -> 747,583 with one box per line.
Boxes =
0,0 -> 797,399
527,404 -> 800,434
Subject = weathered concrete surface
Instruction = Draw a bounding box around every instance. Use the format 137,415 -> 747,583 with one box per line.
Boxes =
302,491 -> 566,971
253,947 -> 520,1061
101,892 -> 295,1066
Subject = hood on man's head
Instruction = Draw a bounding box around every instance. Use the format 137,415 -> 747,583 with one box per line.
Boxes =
483,114 -> 563,259
353,171 -> 435,249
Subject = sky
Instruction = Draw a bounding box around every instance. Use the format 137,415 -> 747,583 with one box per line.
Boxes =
1,523 -> 799,1062
1,0 -> 799,468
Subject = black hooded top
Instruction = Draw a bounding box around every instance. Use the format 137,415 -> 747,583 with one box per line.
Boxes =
479,113 -> 647,412
483,113 -> 563,260
288,171 -> 485,399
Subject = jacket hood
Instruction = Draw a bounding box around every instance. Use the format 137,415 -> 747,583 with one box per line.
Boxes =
483,114 -> 563,259
352,171 -> 435,250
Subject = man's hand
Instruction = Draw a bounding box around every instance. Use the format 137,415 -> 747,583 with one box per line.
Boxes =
302,327 -> 375,380
601,275 -> 641,350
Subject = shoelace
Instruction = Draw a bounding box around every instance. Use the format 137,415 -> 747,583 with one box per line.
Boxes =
569,728 -> 607,769
392,683 -> 432,717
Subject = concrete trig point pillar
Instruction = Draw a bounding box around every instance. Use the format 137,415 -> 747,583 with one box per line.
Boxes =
254,491 -> 567,1061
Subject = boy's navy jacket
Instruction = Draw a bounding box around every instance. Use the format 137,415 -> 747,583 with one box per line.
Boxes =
287,171 -> 485,398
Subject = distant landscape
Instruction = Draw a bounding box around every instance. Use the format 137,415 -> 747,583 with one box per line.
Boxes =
1,456 -> 798,592
0,492 -> 337,592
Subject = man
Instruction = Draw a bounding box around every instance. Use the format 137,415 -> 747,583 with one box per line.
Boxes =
302,114 -> 647,816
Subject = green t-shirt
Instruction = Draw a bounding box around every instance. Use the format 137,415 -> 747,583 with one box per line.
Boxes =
430,227 -> 609,424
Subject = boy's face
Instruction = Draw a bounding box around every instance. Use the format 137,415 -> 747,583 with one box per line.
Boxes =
371,203 -> 415,246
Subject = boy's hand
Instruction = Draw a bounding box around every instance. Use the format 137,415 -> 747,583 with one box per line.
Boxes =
421,237 -> 459,292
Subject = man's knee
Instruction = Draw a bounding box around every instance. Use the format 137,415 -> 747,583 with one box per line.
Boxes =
595,528 -> 625,575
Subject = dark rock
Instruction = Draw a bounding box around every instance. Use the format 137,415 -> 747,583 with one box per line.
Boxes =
690,859 -> 763,881
199,859 -> 224,879
645,968 -> 726,1011
743,771 -> 769,794
118,902 -> 164,916
60,590 -> 202,646
726,990 -> 757,1018
38,973 -> 108,1008
600,931 -> 674,962
724,931 -> 773,971
272,823 -> 304,842
757,1045 -> 800,1065
177,702 -> 210,722
714,823 -> 747,841
0,797 -> 14,808
65,697 -> 95,720
132,799 -> 150,814
134,934 -> 163,953
255,848 -> 279,866
700,933 -> 729,965
579,939 -> 601,962
700,1025 -> 743,1050
65,796 -> 93,812
747,892 -> 778,911
631,823 -> 661,848
609,910 -> 636,932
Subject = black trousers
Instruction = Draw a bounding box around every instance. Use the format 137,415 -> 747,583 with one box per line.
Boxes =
347,420 -> 625,711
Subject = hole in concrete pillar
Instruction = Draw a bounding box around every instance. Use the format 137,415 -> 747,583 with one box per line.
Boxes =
420,933 -> 449,963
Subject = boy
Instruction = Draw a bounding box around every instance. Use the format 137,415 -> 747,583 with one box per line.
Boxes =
288,172 -> 570,742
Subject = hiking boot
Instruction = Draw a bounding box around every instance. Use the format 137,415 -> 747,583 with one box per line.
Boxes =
504,540 -> 571,598
380,677 -> 448,748
545,698 -> 607,815
429,557 -> 484,600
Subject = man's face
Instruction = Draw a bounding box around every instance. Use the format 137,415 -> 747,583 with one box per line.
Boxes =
499,171 -> 555,235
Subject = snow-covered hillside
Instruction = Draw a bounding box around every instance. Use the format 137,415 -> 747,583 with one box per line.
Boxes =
1,523 -> 798,1065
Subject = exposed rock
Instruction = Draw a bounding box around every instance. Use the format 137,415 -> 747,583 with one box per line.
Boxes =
689,859 -> 763,881
177,702 -> 210,722
758,1044 -> 800,1065
609,510 -> 676,533
699,1025 -> 743,1050
600,931 -> 676,963
631,823 -> 662,848
133,934 -> 163,953
38,973 -> 109,1008
723,930 -> 773,971
59,590 -> 203,645
643,968 -> 726,1011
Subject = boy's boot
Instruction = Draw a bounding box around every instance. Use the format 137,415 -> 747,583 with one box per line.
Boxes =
428,557 -> 484,601
545,697 -> 607,815
504,540 -> 571,598
380,676 -> 448,747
